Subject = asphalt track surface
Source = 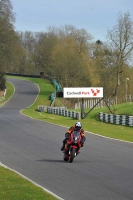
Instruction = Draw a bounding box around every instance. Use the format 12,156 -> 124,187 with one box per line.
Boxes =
0,78 -> 133,200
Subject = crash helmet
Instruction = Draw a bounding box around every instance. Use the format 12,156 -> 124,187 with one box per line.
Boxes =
75,122 -> 82,130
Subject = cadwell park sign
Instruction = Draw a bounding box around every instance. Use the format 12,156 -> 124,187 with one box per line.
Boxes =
63,87 -> 103,98
39,87 -> 103,120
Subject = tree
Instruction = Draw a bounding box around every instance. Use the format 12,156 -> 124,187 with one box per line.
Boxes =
50,33 -> 92,87
0,0 -> 21,71
32,31 -> 58,75
46,25 -> 92,87
17,31 -> 38,74
0,0 -> 16,89
49,25 -> 93,55
107,12 -> 133,102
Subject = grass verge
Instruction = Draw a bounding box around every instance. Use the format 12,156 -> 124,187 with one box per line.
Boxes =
0,166 -> 58,200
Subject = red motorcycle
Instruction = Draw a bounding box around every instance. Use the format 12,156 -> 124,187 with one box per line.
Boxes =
63,130 -> 82,163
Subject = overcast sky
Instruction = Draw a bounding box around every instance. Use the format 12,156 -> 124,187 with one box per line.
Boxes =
11,0 -> 133,42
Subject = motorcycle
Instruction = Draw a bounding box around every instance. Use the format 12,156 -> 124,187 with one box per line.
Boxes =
63,130 -> 82,163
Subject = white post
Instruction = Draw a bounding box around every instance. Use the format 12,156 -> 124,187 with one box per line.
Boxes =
126,78 -> 129,105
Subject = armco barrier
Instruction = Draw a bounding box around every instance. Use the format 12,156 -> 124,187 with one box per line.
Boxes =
47,106 -> 80,119
99,112 -> 133,126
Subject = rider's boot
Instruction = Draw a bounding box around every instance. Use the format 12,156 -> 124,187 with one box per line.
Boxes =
61,141 -> 65,151
61,138 -> 67,151
64,143 -> 69,153
61,145 -> 64,151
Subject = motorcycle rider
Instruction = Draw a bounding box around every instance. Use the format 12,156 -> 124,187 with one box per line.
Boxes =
61,122 -> 86,152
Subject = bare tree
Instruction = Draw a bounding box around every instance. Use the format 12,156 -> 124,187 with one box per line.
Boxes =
107,12 -> 133,102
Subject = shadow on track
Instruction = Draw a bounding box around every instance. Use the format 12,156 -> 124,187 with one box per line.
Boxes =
36,158 -> 88,163
36,159 -> 63,163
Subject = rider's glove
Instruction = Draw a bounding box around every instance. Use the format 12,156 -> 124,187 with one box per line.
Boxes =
83,136 -> 86,141
81,128 -> 84,132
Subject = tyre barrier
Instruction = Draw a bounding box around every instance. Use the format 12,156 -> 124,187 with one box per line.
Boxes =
99,112 -> 133,126
47,107 -> 80,120
38,105 -> 48,112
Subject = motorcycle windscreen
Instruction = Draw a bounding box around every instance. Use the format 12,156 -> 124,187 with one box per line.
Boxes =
72,130 -> 80,143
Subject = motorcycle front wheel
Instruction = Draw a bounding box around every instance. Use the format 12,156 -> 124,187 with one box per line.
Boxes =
69,148 -> 76,163
64,152 -> 69,162
64,156 -> 69,161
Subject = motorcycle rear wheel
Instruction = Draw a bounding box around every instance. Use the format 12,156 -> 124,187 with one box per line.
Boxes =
69,148 -> 76,163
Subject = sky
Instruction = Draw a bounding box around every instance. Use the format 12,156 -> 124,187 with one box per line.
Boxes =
11,0 -> 133,42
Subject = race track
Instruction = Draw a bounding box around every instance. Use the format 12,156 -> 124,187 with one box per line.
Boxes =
0,78 -> 133,200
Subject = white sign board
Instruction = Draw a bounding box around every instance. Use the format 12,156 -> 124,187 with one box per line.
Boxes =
63,87 -> 103,98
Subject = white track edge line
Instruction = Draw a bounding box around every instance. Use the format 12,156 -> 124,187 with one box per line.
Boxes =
0,162 -> 64,200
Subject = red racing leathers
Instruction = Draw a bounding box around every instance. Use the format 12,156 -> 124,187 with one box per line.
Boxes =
61,126 -> 86,152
